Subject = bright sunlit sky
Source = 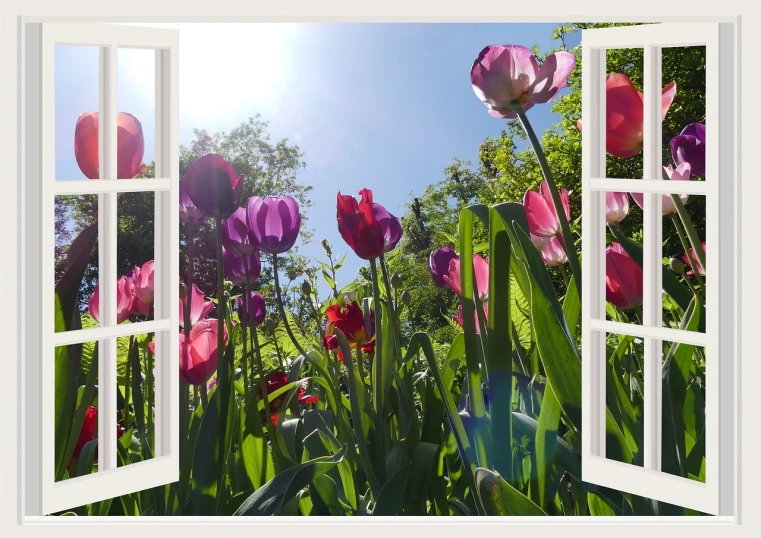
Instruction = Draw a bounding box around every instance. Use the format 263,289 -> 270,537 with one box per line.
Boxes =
55,23 -> 580,290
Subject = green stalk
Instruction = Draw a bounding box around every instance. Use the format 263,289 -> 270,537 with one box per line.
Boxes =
239,285 -> 250,392
512,101 -> 582,294
368,257 -> 388,482
669,214 -> 704,288
670,195 -> 707,278
123,335 -> 133,425
271,253 -> 308,359
379,254 -> 402,367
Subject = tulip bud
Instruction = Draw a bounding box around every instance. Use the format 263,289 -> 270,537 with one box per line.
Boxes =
263,317 -> 276,334
669,258 -> 686,274
401,290 -> 412,305
391,273 -> 403,289
321,239 -> 332,256
301,280 -> 312,296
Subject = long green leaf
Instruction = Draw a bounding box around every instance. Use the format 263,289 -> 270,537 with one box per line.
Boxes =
475,467 -> 547,516
535,383 -> 562,507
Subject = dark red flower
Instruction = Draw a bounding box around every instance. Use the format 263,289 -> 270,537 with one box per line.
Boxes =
323,301 -> 375,362
72,406 -> 97,461
336,189 -> 386,260
183,154 -> 243,220
257,370 -> 318,425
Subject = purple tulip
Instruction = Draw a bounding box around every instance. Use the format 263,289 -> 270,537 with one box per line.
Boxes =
372,203 -> 403,253
222,207 -> 256,257
222,247 -> 261,286
183,154 -> 243,220
179,176 -> 208,224
670,122 -> 705,177
428,247 -> 459,288
237,292 -> 266,327
247,196 -> 301,254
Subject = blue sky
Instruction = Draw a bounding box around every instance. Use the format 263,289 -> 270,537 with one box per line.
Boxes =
55,23 -> 580,291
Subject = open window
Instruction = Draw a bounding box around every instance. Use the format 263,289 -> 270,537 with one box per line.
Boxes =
23,23 -> 180,515
581,23 -> 735,515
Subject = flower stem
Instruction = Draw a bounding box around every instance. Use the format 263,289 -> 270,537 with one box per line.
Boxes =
512,101 -> 582,294
379,254 -> 402,367
124,335 -> 133,425
239,288 -> 250,392
670,194 -> 706,277
669,213 -> 704,288
271,253 -> 308,359
214,219 -> 227,389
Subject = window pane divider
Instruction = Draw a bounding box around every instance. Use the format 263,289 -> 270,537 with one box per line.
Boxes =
52,177 -> 172,195
590,319 -> 707,347
589,177 -> 708,195
52,318 -> 173,347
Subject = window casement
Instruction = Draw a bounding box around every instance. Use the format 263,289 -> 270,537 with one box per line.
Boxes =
581,23 -> 735,515
23,23 -> 180,516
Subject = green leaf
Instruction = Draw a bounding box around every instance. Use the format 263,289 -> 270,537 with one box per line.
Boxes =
475,467 -> 547,516
233,448 -> 347,516
536,383 -> 562,507
75,438 -> 99,478
240,393 -> 274,490
373,464 -> 410,516
588,491 -> 620,516
563,275 -> 581,340
191,388 -> 221,515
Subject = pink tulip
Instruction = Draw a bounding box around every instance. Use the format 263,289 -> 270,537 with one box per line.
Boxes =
134,260 -> 155,307
471,45 -> 576,119
523,180 -> 571,241
87,276 -> 135,324
453,304 -> 489,334
540,236 -> 568,266
443,255 -> 490,301
683,242 -> 706,277
630,163 -> 691,215
577,73 -> 676,159
74,112 -> 147,179
606,191 -> 629,225
179,283 -> 214,328
605,242 -> 643,309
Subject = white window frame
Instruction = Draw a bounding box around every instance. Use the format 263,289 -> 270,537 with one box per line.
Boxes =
22,22 -> 180,515
581,23 -> 735,515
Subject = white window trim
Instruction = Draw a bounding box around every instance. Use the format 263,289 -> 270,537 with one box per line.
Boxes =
0,1 -> 752,536
22,22 -> 180,515
581,22 -> 734,515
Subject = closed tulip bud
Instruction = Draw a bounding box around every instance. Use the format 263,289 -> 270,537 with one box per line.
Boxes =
401,290 -> 412,305
301,280 -> 312,296
264,317 -> 276,334
669,258 -> 686,274
391,273 -> 403,289
321,239 -> 332,256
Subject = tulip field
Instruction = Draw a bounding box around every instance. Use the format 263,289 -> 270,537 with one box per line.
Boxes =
52,24 -> 709,516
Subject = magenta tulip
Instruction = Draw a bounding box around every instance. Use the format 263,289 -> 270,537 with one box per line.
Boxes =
540,236 -> 568,266
606,242 -> 643,309
134,260 -> 155,307
179,176 -> 208,224
630,163 -> 691,215
179,283 -> 214,328
428,247 -> 459,288
670,122 -> 706,177
453,304 -> 488,334
222,247 -> 261,286
523,180 -> 571,242
247,196 -> 301,254
577,74 -> 676,159
74,112 -> 146,180
443,254 -> 490,301
88,275 -> 135,324
222,207 -> 256,257
373,203 -> 403,253
606,191 -> 630,225
237,292 -> 266,327
183,154 -> 243,220
471,45 -> 576,119
683,242 -> 706,277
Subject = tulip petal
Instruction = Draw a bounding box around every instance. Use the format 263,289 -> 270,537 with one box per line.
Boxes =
526,51 -> 576,105
523,189 -> 559,238
471,45 -> 538,111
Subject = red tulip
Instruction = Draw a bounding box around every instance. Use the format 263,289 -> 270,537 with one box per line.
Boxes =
523,180 -> 571,242
179,283 -> 214,328
577,73 -> 676,159
605,242 -> 643,309
683,242 -> 706,277
323,301 -> 375,362
442,254 -> 490,302
257,370 -> 319,425
183,154 -> 243,220
88,275 -> 135,324
150,318 -> 227,386
74,112 -> 147,179
336,189 -> 386,260
67,406 -> 126,469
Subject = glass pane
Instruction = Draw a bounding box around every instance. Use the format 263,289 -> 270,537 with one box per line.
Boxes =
605,190 -> 643,325
604,47 -> 644,179
661,340 -> 706,483
117,192 -> 155,323
605,332 -> 644,467
54,195 -> 99,330
117,331 -> 157,467
55,339 -> 99,482
662,195 -> 706,333
55,45 -> 99,181
117,47 -> 155,179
